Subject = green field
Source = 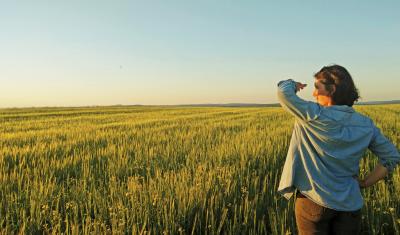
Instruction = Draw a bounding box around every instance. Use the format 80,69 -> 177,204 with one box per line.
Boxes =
0,105 -> 399,234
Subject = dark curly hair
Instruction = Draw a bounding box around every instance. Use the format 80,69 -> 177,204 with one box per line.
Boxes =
314,65 -> 360,106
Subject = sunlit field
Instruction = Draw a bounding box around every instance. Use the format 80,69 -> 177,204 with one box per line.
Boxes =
0,104 -> 399,234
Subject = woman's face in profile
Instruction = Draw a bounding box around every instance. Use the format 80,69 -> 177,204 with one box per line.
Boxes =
313,79 -> 333,106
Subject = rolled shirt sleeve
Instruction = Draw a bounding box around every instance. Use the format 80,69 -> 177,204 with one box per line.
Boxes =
277,79 -> 322,121
368,124 -> 400,173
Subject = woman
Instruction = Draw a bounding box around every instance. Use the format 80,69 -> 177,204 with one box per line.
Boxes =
276,65 -> 399,234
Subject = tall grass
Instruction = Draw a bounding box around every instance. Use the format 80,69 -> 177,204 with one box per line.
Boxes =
0,104 -> 398,234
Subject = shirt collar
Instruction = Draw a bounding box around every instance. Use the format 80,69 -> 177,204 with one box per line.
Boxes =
327,105 -> 355,113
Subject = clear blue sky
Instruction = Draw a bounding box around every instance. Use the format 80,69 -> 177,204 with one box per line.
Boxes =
1,1 -> 399,107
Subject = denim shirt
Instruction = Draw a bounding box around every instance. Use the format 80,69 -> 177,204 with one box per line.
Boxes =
277,79 -> 400,211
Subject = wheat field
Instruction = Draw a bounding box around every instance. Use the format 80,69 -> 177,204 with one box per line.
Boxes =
0,104 -> 399,234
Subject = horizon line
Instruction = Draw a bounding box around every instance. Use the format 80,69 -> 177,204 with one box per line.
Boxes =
0,99 -> 399,110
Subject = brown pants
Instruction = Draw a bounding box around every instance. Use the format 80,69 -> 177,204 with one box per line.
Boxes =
295,192 -> 361,235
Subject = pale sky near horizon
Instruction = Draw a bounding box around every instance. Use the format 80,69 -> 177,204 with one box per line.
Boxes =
1,1 -> 399,107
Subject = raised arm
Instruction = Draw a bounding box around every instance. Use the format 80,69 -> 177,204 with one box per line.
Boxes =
277,79 -> 321,121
